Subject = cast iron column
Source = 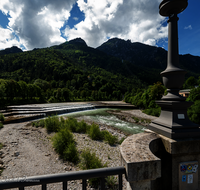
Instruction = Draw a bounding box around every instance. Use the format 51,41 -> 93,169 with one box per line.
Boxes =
147,0 -> 200,139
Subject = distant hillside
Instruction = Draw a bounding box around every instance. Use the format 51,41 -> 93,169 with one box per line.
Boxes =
0,38 -> 145,103
0,37 -> 199,89
0,46 -> 23,56
97,38 -> 167,70
97,38 -> 200,79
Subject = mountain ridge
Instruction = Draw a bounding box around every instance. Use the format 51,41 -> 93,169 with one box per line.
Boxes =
0,37 -> 199,85
0,46 -> 23,55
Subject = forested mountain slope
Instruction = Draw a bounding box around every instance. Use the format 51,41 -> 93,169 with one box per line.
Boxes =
0,37 -> 199,105
97,38 -> 200,80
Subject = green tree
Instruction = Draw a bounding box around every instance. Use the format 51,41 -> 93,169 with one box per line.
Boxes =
18,80 -> 28,100
0,79 -> 6,100
187,86 -> 200,102
6,79 -> 19,101
188,100 -> 200,124
150,82 -> 165,100
62,88 -> 71,102
34,79 -> 51,92
27,84 -> 36,99
183,76 -> 197,89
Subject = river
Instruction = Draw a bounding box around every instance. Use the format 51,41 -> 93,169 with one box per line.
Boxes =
61,108 -> 146,134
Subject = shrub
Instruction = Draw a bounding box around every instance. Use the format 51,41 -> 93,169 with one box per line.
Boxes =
105,176 -> 118,190
88,123 -> 103,140
79,148 -> 107,187
76,120 -> 90,133
0,113 -> 4,122
101,130 -> 118,145
119,137 -> 126,144
52,128 -> 75,155
39,119 -> 45,127
65,117 -> 78,132
79,148 -> 106,170
132,116 -> 140,123
63,142 -> 79,163
45,115 -> 60,132
60,117 -> 65,124
0,122 -> 3,129
32,121 -> 36,127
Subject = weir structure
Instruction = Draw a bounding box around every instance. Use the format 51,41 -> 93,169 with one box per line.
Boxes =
120,0 -> 200,189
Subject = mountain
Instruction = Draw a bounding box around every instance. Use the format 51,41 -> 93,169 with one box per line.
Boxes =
0,37 -> 199,88
0,46 -> 23,56
97,38 -> 167,70
0,38 -> 145,102
96,38 -> 200,78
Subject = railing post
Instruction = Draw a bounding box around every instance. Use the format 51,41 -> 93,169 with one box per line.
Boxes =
63,181 -> 67,190
119,174 -> 123,190
100,177 -> 105,190
82,179 -> 87,190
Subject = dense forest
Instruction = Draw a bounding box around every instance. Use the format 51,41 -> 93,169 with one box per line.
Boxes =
0,38 -> 145,106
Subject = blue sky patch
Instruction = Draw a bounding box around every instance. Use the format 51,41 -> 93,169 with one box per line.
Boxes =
0,10 -> 10,28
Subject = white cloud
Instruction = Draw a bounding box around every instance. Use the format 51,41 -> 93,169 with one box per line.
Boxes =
0,0 -> 76,50
65,0 -> 167,47
0,26 -> 21,50
184,25 -> 192,30
0,0 -> 168,50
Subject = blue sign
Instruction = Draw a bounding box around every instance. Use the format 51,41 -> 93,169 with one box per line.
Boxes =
182,175 -> 186,182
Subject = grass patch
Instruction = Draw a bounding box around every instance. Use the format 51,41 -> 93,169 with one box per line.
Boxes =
132,116 -> 140,123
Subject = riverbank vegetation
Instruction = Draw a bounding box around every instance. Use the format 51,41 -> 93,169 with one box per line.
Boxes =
125,76 -> 200,125
32,116 -> 120,160
124,82 -> 165,117
32,116 -> 121,188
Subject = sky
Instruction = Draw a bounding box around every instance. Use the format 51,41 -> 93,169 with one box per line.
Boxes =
0,0 -> 200,56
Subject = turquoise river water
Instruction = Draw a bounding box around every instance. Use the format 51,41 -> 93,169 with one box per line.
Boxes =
61,108 -> 146,134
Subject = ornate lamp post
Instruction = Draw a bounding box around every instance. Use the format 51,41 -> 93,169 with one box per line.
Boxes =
147,0 -> 200,139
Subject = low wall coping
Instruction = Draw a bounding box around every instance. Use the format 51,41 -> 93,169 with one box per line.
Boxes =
120,132 -> 161,182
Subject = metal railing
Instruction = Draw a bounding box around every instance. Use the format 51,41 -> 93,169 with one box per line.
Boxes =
0,166 -> 126,190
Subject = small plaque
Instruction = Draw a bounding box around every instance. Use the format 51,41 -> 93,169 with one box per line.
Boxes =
178,114 -> 185,119
182,175 -> 186,182
188,174 -> 193,184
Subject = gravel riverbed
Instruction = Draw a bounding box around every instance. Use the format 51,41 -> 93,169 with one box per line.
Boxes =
0,109 -> 157,189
